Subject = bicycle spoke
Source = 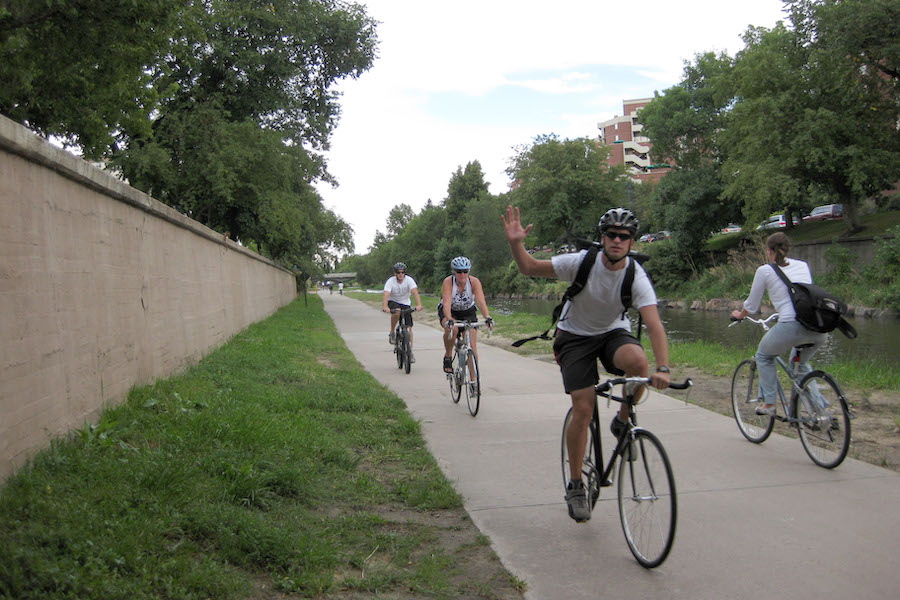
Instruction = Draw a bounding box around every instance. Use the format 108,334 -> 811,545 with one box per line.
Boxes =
731,359 -> 774,443
618,430 -> 676,568
794,371 -> 850,468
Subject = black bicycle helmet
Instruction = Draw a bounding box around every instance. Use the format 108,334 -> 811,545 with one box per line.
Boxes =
599,208 -> 639,235
393,262 -> 407,272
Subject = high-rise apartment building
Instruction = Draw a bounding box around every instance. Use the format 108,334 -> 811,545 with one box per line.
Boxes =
597,98 -> 671,184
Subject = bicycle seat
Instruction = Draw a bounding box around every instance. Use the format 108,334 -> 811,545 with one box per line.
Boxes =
794,343 -> 815,349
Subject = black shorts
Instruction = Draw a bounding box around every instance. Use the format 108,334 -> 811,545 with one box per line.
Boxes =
437,302 -> 477,325
387,300 -> 414,326
552,328 -> 641,393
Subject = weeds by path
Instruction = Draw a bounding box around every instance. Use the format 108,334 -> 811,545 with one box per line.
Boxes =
0,296 -> 526,599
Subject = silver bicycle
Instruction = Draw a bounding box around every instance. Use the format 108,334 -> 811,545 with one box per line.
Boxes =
446,321 -> 489,416
730,314 -> 853,469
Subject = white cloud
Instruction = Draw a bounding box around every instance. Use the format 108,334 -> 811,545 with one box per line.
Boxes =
317,0 -> 788,254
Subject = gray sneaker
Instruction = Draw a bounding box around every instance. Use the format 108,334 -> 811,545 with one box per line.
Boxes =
389,332 -> 395,345
565,481 -> 591,522
409,351 -> 415,364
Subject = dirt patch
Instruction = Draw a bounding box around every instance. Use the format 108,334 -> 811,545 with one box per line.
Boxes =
673,366 -> 900,472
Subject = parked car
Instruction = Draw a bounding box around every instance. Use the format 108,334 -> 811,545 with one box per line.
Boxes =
720,223 -> 742,234
756,214 -> 799,230
802,204 -> 843,222
639,233 -> 652,243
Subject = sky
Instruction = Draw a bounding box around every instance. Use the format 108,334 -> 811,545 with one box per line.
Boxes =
316,0 -> 791,254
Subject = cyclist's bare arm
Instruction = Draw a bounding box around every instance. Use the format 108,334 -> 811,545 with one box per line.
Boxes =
382,289 -> 391,313
639,304 -> 671,389
502,205 -> 556,278
411,286 -> 423,311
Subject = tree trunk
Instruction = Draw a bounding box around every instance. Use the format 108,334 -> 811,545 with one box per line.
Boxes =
840,191 -> 863,235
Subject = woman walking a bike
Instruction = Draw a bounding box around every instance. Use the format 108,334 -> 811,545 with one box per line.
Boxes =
439,256 -> 493,375
382,262 -> 423,362
730,233 -> 826,417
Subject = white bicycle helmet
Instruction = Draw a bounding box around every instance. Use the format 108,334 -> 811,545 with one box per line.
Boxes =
599,208 -> 639,235
450,256 -> 472,271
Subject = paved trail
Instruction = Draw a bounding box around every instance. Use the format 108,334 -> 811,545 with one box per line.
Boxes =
321,292 -> 900,600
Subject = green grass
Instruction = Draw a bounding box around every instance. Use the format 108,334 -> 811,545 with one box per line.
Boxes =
0,297 -> 506,600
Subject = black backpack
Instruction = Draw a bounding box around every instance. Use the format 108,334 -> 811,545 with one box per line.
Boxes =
512,244 -> 646,347
770,264 -> 857,339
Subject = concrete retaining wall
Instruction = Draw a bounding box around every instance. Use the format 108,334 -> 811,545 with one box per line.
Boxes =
0,115 -> 297,479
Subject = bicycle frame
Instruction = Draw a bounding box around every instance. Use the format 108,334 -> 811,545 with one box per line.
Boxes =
590,378 -> 691,487
730,314 -> 821,425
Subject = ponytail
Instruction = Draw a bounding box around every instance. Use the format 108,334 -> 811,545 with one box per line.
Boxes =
766,232 -> 792,267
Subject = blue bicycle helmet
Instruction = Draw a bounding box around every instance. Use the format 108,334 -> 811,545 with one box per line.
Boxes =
450,256 -> 472,271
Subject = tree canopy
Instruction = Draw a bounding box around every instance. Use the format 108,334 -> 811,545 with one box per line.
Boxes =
1,0 -> 378,275
507,134 -> 623,245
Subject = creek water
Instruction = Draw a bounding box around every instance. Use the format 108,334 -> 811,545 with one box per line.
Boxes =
489,297 -> 899,367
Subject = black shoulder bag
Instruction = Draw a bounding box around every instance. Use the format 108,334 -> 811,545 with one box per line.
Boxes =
770,263 -> 857,339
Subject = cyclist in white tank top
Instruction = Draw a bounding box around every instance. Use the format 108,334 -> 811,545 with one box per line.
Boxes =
439,256 -> 493,374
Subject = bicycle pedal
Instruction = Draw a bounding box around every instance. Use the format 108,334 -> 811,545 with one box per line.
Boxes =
601,479 -> 613,487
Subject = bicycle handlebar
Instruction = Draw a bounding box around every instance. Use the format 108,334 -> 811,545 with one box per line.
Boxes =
445,320 -> 490,330
728,313 -> 779,330
595,377 -> 693,394
390,307 -> 416,314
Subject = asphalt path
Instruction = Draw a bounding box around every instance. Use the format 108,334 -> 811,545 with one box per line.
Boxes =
321,292 -> 900,600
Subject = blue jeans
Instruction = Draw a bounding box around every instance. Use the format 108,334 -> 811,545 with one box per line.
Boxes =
756,320 -> 827,406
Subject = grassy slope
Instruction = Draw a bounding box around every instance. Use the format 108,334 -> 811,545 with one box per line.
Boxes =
0,297 -> 525,599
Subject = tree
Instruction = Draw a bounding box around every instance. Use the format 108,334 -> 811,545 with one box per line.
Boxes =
507,134 -> 622,245
386,204 -> 415,239
723,11 -> 900,233
0,0 -> 182,157
638,51 -> 735,172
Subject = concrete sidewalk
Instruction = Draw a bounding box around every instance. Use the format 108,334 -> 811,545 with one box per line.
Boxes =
321,292 -> 899,600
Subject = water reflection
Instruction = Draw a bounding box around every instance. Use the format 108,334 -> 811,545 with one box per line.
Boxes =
489,298 -> 899,367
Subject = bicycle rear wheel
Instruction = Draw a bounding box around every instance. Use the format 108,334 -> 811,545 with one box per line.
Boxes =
792,371 -> 851,469
464,350 -> 480,416
448,348 -> 462,403
561,408 -> 601,508
618,429 -> 676,568
402,330 -> 412,374
731,359 -> 774,443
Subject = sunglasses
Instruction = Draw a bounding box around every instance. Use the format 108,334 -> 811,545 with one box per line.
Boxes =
604,231 -> 633,242
454,269 -> 469,274
395,271 -> 406,274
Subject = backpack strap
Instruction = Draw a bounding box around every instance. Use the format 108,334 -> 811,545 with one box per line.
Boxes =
511,244 -> 600,347
770,262 -> 794,292
620,257 -> 635,319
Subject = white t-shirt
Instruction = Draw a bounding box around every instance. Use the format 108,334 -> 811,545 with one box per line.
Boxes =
551,251 -> 657,336
744,259 -> 813,322
383,275 -> 418,305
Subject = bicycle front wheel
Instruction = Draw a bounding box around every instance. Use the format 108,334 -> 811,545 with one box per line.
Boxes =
793,371 -> 851,469
618,429 -> 676,568
731,359 -> 774,443
402,330 -> 412,374
448,348 -> 462,403
561,408 -> 601,508
395,329 -> 404,370
463,350 -> 480,416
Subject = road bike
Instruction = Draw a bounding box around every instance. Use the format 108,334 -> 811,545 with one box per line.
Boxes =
446,320 -> 489,416
729,314 -> 852,469
561,376 -> 692,568
391,307 -> 415,374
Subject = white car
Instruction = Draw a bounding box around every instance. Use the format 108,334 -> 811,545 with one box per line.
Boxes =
756,214 -> 799,230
